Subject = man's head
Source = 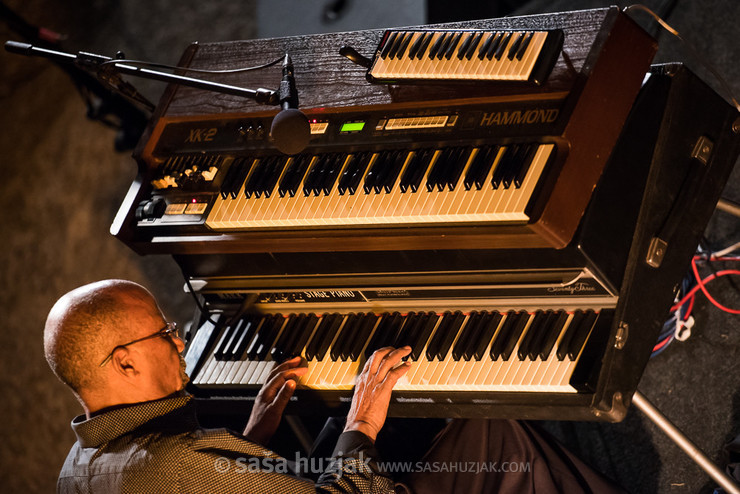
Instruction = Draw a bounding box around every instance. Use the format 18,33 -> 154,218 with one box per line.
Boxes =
44,280 -> 187,414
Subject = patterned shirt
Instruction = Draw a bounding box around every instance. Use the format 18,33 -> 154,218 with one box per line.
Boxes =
58,395 -> 395,493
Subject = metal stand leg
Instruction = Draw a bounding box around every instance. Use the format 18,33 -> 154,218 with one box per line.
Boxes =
632,390 -> 740,494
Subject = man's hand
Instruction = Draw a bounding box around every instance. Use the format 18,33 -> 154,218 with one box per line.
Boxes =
243,356 -> 307,446
345,346 -> 412,442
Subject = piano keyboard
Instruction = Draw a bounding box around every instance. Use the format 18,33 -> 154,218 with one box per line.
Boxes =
367,29 -> 564,84
191,307 -> 610,394
204,143 -> 555,230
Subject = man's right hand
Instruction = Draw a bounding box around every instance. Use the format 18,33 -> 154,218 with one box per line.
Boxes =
344,346 -> 412,442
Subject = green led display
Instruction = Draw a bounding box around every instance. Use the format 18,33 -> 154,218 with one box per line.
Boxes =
341,121 -> 365,132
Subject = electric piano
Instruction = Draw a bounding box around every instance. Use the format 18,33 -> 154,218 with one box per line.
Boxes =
112,8 -> 740,421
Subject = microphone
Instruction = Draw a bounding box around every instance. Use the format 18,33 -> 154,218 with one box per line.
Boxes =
270,54 -> 310,155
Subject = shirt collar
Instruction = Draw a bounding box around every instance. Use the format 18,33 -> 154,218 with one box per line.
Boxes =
71,394 -> 196,448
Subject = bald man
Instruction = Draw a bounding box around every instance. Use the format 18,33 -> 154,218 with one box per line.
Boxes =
46,280 -> 627,494
45,279 -> 408,493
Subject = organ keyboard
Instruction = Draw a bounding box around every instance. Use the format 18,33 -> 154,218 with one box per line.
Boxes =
191,305 -> 613,394
113,7 -> 657,253
204,142 -> 555,230
366,28 -> 564,85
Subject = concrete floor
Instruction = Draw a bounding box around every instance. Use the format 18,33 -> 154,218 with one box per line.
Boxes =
1,0 -> 738,492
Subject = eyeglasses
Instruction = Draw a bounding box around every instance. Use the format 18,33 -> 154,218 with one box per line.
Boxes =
99,321 -> 179,367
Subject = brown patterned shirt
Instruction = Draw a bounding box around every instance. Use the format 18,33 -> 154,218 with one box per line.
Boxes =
58,395 -> 395,493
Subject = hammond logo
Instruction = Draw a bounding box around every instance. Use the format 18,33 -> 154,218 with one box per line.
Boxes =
185,127 -> 217,143
547,282 -> 597,294
480,109 -> 559,126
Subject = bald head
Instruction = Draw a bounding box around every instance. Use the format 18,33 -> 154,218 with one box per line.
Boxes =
44,280 -> 163,395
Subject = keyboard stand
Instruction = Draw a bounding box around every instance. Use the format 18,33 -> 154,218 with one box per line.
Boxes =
632,390 -> 740,493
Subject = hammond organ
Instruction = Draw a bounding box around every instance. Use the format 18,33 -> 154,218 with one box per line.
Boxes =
113,8 -> 740,421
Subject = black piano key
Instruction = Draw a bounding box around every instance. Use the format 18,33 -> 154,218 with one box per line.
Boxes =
427,32 -> 446,59
500,311 -> 529,361
538,311 -> 569,361
255,156 -> 280,198
526,310 -> 555,361
485,32 -> 503,60
225,318 -> 250,359
321,154 -> 343,195
408,32 -> 426,59
556,310 -> 585,361
233,317 -> 263,360
316,313 -> 345,361
464,32 -> 483,60
270,314 -> 299,362
387,32 -> 405,60
462,311 -> 491,361
491,145 -> 519,189
304,313 -> 333,361
516,32 -> 534,60
567,310 -> 598,361
384,312 -> 406,347
477,33 -> 495,60
436,33 -> 454,60
219,158 -> 244,199
426,148 -> 452,192
415,32 -> 434,60
311,154 -> 332,196
380,150 -> 406,193
393,312 -> 418,348
365,312 -> 400,358
425,311 -> 451,361
278,155 -> 307,197
410,312 -> 438,361
437,311 -> 465,360
337,153 -> 359,195
363,152 -> 385,194
233,158 -> 255,198
463,146 -> 489,190
396,32 -> 414,59
452,311 -> 481,361
301,155 -> 321,196
447,147 -> 470,191
400,149 -> 432,192
261,156 -> 286,198
513,144 -> 539,188
380,32 -> 397,59
494,32 -> 513,60
256,314 -> 286,360
456,32 -> 474,60
503,144 -> 532,189
490,310 -> 518,361
507,32 -> 525,60
244,157 -> 268,198
287,313 -> 319,360
517,310 -> 546,361
213,321 -> 236,361
474,311 -> 502,361
444,32 -> 462,59
349,313 -> 379,361
330,313 -> 357,361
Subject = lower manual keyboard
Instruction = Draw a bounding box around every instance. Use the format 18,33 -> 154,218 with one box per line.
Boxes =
191,307 -> 612,394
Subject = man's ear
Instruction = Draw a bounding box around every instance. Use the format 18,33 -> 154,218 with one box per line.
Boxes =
111,348 -> 139,378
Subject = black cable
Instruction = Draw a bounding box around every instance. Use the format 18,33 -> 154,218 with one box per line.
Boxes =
181,273 -> 221,327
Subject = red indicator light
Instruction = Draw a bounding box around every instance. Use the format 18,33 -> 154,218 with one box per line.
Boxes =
192,198 -> 197,203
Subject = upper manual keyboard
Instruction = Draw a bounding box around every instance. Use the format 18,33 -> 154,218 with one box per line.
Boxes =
367,29 -> 564,85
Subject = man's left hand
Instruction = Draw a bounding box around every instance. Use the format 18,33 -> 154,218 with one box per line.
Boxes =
243,356 -> 307,446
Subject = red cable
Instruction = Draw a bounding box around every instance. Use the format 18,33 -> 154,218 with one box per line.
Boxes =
652,334 -> 673,352
690,258 -> 740,314
670,265 -> 740,312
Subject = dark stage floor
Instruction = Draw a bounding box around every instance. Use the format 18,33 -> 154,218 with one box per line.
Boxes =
1,1 -> 738,492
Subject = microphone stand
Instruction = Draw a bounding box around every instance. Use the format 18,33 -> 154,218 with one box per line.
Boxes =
5,40 -> 280,108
